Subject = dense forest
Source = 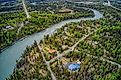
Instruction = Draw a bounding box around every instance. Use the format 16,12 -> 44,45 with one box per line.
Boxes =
2,0 -> 121,80
8,18 -> 121,80
0,6 -> 93,52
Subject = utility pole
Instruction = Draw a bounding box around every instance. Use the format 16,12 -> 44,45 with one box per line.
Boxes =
22,0 -> 30,18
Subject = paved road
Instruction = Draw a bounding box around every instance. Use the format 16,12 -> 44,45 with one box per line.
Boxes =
35,1 -> 121,80
22,0 -> 30,18
47,30 -> 121,69
86,53 -> 121,68
0,5 -> 103,80
66,0 -> 99,5
98,42 -> 121,68
37,45 -> 57,80
17,22 -> 24,36
48,30 -> 95,63
0,10 -> 21,14
47,8 -> 54,14
107,0 -> 121,11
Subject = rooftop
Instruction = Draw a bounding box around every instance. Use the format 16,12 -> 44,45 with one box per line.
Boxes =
5,26 -> 14,29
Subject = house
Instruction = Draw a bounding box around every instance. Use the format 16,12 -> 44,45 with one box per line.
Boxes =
68,63 -> 80,71
58,8 -> 73,14
48,49 -> 56,53
5,26 -> 14,30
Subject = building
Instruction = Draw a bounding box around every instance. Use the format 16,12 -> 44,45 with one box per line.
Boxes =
48,49 -> 56,54
58,8 -> 73,14
5,26 -> 14,30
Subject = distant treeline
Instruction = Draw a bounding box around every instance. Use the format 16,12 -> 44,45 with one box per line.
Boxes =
0,0 -> 16,3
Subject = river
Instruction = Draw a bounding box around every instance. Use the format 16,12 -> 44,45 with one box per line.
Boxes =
0,8 -> 103,80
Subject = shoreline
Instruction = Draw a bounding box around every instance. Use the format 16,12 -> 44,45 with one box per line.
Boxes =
0,7 -> 103,80
0,14 -> 94,54
0,29 -> 47,53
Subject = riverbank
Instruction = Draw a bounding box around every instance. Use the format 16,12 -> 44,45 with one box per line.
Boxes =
0,7 -> 102,80
0,9 -> 94,53
8,11 -> 121,80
